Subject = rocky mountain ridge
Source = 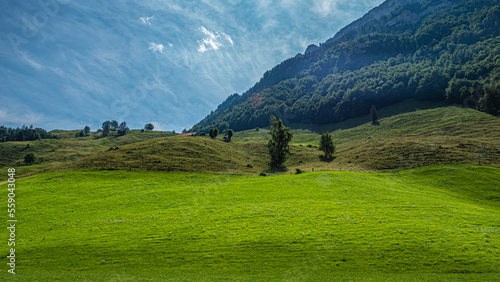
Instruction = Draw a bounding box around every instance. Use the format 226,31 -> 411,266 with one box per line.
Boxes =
321,0 -> 457,48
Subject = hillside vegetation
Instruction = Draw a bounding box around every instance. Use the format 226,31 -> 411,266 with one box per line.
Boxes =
2,164 -> 499,280
73,136 -> 323,175
233,104 -> 500,171
192,0 -> 500,133
0,130 -> 175,181
2,103 -> 498,180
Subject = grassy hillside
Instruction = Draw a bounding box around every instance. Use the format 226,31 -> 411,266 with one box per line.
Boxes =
73,136 -> 323,175
232,104 -> 500,171
1,164 -> 499,280
0,130 -> 175,181
1,103 -> 499,180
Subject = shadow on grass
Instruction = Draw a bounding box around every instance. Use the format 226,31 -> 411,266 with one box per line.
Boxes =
319,156 -> 336,163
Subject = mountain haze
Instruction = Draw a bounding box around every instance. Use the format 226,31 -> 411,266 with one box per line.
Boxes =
192,0 -> 500,133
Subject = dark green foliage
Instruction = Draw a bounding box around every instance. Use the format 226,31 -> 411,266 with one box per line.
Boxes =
479,83 -> 500,115
24,153 -> 37,165
268,116 -> 293,169
118,122 -> 130,136
111,120 -> 119,131
319,132 -> 335,159
0,125 -> 56,142
192,1 -> 500,132
227,129 -> 233,140
102,123 -> 110,137
371,105 -> 379,124
209,128 -> 219,139
144,123 -> 154,131
84,126 -> 90,136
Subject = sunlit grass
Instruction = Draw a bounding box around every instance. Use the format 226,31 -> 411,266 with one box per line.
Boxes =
1,164 -> 499,280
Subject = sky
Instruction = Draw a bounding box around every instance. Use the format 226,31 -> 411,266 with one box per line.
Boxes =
0,0 -> 384,132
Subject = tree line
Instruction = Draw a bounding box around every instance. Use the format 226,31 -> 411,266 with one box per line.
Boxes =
0,125 -> 57,142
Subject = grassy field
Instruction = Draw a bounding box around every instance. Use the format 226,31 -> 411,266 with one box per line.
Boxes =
1,164 -> 499,280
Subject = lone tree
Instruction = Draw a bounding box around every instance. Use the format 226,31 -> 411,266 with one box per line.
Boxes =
268,115 -> 293,169
144,123 -> 154,131
24,153 -> 37,165
319,132 -> 335,159
102,123 -> 110,137
118,121 -> 130,136
227,129 -> 233,140
84,126 -> 90,136
209,128 -> 214,138
371,105 -> 379,124
212,128 -> 219,139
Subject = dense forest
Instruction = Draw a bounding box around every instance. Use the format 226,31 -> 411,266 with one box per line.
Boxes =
191,0 -> 500,133
0,125 -> 57,142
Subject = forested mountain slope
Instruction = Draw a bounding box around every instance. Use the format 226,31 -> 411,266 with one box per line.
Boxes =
192,0 -> 500,133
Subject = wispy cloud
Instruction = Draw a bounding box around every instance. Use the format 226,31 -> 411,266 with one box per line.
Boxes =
149,42 -> 165,53
139,15 -> 155,25
0,108 -> 45,125
197,26 -> 233,53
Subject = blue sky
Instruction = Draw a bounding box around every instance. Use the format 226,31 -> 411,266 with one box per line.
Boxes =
0,0 -> 383,132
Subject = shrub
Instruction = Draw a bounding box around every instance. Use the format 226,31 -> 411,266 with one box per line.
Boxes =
24,153 -> 37,165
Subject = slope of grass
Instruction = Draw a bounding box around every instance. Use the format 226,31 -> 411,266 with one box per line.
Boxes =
232,105 -> 500,171
1,164 -> 499,280
233,103 -> 498,146
73,136 -> 324,175
0,130 -> 175,181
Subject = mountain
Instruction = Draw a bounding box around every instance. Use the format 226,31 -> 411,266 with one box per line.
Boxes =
191,0 -> 500,133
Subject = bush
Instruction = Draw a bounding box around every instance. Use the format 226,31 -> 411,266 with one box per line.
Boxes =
24,153 -> 37,165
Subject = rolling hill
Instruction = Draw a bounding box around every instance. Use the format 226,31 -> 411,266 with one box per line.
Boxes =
66,102 -> 500,174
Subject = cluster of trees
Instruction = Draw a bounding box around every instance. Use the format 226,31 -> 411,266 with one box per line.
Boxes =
75,126 -> 91,138
0,125 -> 57,142
191,1 -> 500,133
206,127 -> 234,141
99,120 -> 129,137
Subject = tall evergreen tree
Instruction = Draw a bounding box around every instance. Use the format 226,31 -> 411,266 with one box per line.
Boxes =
268,116 -> 293,169
371,105 -> 379,124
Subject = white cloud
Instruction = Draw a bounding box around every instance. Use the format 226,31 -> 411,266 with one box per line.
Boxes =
139,15 -> 155,25
311,0 -> 337,17
149,42 -> 165,53
197,26 -> 234,53
0,108 -> 45,125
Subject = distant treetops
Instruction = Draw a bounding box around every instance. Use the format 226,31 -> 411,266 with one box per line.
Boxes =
0,125 -> 57,142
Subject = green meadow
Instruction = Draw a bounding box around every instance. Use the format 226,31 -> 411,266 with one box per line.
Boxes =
1,164 -> 499,280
